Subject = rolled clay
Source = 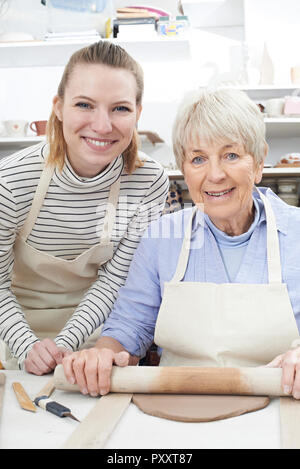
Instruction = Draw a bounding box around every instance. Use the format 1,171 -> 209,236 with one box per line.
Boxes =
132,394 -> 270,422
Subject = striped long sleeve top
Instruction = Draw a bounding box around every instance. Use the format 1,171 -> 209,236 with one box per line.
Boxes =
0,142 -> 169,366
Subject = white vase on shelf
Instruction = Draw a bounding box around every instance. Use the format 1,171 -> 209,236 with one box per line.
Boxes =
259,43 -> 274,85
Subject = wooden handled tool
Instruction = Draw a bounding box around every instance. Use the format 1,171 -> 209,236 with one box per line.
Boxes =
54,364 -> 285,396
12,382 -> 36,412
33,377 -> 79,421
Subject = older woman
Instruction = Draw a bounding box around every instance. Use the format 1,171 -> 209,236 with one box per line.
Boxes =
62,88 -> 300,399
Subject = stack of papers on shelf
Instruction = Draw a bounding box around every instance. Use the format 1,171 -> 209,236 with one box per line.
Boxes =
116,7 -> 159,19
44,30 -> 101,41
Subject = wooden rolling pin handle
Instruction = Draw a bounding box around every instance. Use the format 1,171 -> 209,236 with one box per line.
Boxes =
54,364 -> 285,396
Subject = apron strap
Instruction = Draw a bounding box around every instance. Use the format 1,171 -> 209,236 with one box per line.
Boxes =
100,177 -> 121,244
19,162 -> 55,241
170,189 -> 282,284
171,206 -> 198,283
256,188 -> 282,284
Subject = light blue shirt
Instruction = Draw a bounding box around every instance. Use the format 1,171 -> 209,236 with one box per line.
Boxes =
205,197 -> 260,281
101,188 -> 300,357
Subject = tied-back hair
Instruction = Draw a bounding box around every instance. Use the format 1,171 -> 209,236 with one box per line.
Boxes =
46,41 -> 144,173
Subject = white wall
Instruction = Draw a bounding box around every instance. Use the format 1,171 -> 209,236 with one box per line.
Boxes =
0,0 -> 47,38
244,0 -> 300,85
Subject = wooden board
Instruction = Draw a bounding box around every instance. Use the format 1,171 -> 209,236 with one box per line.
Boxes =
280,397 -> 300,449
61,393 -> 132,449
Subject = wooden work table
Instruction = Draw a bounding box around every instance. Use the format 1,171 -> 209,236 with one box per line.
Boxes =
0,370 -> 281,449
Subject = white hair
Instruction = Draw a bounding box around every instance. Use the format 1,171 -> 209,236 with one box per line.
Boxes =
172,87 -> 267,171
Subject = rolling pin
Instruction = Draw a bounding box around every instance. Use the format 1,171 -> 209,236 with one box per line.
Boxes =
54,365 -> 286,396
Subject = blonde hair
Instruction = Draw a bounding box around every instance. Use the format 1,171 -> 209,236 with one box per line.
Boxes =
47,41 -> 144,173
172,87 -> 267,171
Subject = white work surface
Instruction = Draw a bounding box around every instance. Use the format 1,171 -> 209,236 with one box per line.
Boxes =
0,371 -> 281,449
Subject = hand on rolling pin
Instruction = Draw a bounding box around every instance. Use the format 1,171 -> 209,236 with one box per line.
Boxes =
24,338 -> 72,375
266,346 -> 300,399
62,346 -> 131,397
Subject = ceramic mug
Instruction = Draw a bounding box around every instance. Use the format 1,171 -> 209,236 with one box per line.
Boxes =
4,120 -> 28,137
264,98 -> 285,117
30,120 -> 47,136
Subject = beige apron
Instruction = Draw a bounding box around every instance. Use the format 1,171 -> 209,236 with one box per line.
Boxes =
1,161 -> 120,369
154,190 -> 300,367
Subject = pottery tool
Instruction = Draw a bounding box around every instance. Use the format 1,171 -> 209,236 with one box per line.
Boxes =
61,393 -> 132,449
0,373 -> 6,418
12,382 -> 36,412
33,376 -> 80,422
34,395 -> 80,421
54,364 -> 286,397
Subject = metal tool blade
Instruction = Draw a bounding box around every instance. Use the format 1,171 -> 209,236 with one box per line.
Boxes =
65,412 -> 80,422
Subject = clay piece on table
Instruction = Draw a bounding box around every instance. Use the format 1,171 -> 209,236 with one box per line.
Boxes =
132,394 -> 270,422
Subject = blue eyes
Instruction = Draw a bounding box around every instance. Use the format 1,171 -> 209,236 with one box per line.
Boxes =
75,102 -> 130,112
76,102 -> 91,109
192,156 -> 205,165
114,105 -> 130,112
227,153 -> 239,161
192,153 -> 239,165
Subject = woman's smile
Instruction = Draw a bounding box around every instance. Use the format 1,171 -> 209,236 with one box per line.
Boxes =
204,187 -> 235,199
83,136 -> 118,152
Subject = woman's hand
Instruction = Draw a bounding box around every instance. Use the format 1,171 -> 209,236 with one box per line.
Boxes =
24,338 -> 71,375
62,347 -> 130,396
266,346 -> 300,399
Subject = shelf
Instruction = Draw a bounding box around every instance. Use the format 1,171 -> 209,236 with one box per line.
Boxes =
262,167 -> 300,177
264,117 -> 300,138
242,85 -> 300,100
0,136 -> 45,149
167,169 -> 183,179
241,85 -> 300,90
0,37 -> 191,68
